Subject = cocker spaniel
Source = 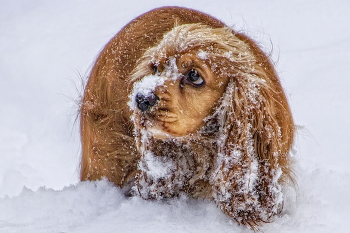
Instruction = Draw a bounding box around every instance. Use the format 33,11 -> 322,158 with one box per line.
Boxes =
80,6 -> 295,230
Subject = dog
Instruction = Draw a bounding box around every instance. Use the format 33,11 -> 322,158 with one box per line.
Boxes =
80,6 -> 294,229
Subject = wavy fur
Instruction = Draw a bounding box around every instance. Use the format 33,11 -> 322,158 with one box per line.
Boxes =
80,7 -> 294,230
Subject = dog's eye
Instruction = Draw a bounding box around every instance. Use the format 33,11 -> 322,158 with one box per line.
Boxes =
151,64 -> 158,74
185,69 -> 204,86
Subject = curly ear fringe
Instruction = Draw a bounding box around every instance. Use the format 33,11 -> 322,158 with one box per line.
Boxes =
210,66 -> 294,229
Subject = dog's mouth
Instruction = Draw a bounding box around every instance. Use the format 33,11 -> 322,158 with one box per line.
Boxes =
136,106 -> 180,139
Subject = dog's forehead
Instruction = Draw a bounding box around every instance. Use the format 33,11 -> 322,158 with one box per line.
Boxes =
151,51 -> 183,65
151,50 -> 208,68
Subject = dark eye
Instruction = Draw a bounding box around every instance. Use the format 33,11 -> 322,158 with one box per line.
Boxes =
185,69 -> 204,86
151,64 -> 158,74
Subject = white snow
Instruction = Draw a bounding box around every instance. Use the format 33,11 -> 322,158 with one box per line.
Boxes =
1,0 -> 350,232
139,151 -> 175,180
128,74 -> 166,110
197,50 -> 209,60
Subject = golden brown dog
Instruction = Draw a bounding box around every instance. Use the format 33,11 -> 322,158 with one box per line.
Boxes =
80,6 -> 294,229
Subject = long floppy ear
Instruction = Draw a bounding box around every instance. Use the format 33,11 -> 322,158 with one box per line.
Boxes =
211,35 -> 294,229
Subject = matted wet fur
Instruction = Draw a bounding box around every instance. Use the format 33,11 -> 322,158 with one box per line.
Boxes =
80,6 -> 294,230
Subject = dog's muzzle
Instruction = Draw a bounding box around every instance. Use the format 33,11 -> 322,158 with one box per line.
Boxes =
135,92 -> 159,112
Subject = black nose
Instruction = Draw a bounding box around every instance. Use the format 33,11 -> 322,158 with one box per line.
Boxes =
135,92 -> 159,112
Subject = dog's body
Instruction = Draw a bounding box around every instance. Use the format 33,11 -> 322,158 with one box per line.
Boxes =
80,7 -> 294,229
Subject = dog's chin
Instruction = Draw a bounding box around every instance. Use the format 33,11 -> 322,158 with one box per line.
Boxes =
141,119 -> 176,139
138,115 -> 188,140
147,126 -> 174,140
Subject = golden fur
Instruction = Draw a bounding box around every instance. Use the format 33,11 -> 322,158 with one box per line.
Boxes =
80,6 -> 294,230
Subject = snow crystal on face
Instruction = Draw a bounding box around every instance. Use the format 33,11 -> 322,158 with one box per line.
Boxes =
128,74 -> 166,110
197,50 -> 209,60
163,56 -> 182,81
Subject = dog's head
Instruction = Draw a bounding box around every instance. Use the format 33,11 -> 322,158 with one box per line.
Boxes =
129,24 -> 260,139
129,23 -> 294,164
128,23 -> 294,226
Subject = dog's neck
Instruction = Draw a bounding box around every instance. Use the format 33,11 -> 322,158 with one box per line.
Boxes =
134,128 -> 217,199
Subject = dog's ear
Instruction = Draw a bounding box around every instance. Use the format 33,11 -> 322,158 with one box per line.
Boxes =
211,56 -> 294,228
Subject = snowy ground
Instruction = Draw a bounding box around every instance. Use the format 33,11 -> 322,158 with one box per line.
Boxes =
1,0 -> 350,232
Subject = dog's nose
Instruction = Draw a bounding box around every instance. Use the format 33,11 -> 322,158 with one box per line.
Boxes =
135,92 -> 159,112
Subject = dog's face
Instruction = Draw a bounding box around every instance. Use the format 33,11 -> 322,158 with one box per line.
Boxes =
128,24 -> 250,138
130,51 -> 229,138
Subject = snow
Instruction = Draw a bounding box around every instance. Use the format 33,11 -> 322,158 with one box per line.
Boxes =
197,50 -> 209,60
1,0 -> 350,232
129,75 -> 166,111
139,150 -> 175,180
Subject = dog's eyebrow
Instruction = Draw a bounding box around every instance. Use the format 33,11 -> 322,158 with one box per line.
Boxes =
181,60 -> 194,69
